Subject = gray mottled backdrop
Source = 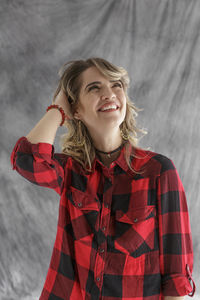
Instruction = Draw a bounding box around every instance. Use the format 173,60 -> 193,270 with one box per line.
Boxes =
1,0 -> 199,299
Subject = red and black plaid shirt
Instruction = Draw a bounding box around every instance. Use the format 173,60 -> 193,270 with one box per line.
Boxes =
10,136 -> 196,300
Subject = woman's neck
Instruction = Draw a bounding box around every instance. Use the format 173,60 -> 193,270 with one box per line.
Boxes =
95,141 -> 126,167
91,130 -> 123,153
96,151 -> 120,167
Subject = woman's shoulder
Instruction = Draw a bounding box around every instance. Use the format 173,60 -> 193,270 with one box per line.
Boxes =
54,152 -> 70,169
132,146 -> 176,175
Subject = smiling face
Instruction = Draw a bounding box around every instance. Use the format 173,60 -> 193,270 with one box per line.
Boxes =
74,66 -> 127,137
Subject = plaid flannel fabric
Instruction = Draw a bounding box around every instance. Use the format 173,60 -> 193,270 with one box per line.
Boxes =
10,136 -> 196,300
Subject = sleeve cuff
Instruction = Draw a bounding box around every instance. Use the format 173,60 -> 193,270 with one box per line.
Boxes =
162,265 -> 196,297
10,136 -> 54,169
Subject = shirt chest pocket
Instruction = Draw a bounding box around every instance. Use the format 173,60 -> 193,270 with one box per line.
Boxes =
66,187 -> 100,241
114,206 -> 157,257
67,187 -> 100,211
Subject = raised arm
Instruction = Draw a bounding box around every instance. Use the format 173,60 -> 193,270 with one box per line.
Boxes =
26,89 -> 73,144
10,89 -> 74,195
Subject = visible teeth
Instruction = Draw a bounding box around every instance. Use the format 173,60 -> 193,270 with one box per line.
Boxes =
100,105 -> 117,111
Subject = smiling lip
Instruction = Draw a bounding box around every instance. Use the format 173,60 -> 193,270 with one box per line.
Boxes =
98,102 -> 119,111
99,107 -> 119,112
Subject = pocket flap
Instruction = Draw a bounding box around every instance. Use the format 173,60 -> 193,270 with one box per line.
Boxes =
67,187 -> 99,211
115,206 -> 156,224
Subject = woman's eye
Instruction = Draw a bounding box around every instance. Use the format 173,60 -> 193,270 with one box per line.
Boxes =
114,83 -> 122,88
88,85 -> 100,91
88,82 -> 122,92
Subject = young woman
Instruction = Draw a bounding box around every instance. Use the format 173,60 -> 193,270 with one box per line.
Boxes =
10,57 -> 196,300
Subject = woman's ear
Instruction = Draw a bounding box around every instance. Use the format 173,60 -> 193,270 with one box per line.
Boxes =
73,101 -> 82,120
73,110 -> 81,120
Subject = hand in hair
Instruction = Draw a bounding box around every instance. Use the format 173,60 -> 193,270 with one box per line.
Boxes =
53,89 -> 73,121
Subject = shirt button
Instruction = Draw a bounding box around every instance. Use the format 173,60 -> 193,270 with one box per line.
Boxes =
96,277 -> 100,281
133,218 -> 138,223
102,226 -> 106,231
105,204 -> 109,208
77,202 -> 82,207
100,248 -> 104,253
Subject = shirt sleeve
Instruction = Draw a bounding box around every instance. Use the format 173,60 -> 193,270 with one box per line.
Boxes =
156,156 -> 196,297
10,136 -> 68,195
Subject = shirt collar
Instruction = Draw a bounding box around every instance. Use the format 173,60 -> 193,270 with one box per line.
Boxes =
91,141 -> 134,173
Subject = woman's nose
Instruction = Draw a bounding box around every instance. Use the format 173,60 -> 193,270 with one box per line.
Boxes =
101,86 -> 115,99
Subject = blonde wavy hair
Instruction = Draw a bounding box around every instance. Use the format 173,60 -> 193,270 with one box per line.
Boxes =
52,57 -> 147,173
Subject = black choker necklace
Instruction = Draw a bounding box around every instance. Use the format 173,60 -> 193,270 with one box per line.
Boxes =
94,143 -> 124,158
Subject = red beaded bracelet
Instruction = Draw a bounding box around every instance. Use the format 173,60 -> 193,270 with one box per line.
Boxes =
46,104 -> 69,126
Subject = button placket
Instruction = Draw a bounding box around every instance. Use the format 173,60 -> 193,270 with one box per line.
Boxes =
94,172 -> 112,288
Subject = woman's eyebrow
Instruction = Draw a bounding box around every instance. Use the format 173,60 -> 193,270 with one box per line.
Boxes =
85,81 -> 101,90
85,80 -> 120,90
